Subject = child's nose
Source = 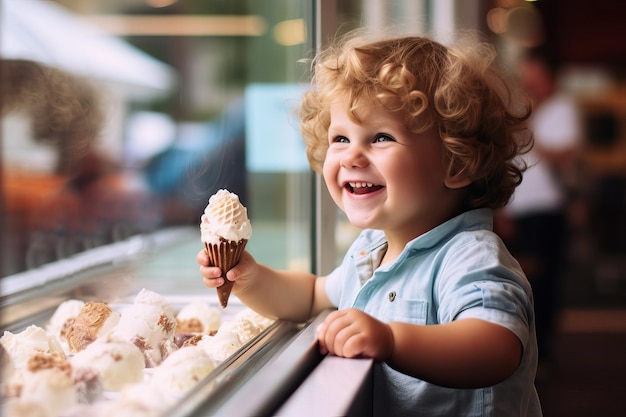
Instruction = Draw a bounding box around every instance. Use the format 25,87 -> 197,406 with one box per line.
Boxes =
340,145 -> 368,168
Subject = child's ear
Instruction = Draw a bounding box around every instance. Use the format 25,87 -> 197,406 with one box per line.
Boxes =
444,173 -> 472,189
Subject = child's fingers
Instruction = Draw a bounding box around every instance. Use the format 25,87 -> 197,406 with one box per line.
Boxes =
202,274 -> 224,288
316,321 -> 329,355
199,264 -> 223,287
224,251 -> 253,283
317,310 -> 347,356
196,249 -> 209,265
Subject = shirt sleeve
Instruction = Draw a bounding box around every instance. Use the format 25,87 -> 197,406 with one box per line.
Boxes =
324,264 -> 343,307
454,286 -> 530,345
435,233 -> 533,345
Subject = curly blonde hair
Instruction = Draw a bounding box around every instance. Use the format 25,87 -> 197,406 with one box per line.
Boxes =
299,34 -> 532,209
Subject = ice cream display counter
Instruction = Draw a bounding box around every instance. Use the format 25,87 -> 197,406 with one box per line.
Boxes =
0,228 -> 373,417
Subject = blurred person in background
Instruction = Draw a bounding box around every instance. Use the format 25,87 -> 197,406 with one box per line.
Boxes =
1,59 -> 160,274
495,45 -> 583,374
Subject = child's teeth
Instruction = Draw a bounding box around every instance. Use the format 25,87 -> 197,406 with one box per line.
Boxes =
350,182 -> 373,188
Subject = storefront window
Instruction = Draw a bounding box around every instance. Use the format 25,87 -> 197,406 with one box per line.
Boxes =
1,0 -> 316,277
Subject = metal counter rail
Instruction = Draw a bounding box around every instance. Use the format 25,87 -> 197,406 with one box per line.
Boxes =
172,310 -> 331,417
276,355 -> 374,416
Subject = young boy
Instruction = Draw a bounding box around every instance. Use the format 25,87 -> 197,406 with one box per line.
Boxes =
198,34 -> 542,416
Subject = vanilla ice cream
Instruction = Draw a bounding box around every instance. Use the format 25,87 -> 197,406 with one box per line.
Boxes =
2,400 -> 49,417
150,345 -> 216,394
1,343 -> 15,384
0,325 -> 65,368
19,368 -> 77,417
197,321 -> 242,364
16,353 -> 78,417
112,289 -> 177,366
71,337 -> 144,392
235,309 -> 274,344
100,382 -> 175,417
196,309 -> 274,364
200,189 -> 252,245
176,301 -> 221,335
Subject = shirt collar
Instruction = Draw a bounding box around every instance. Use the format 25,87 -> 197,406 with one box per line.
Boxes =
351,208 -> 493,262
406,208 -> 493,251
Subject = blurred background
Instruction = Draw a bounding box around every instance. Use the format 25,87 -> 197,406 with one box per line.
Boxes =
1,1 -> 625,415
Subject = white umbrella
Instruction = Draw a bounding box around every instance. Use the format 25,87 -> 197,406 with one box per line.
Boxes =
0,0 -> 176,100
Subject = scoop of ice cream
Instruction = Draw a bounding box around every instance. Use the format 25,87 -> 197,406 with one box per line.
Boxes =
197,321 -> 242,364
175,301 -> 221,335
2,400 -> 49,417
72,365 -> 104,404
134,288 -> 176,314
46,299 -> 85,342
235,309 -> 274,344
112,289 -> 176,366
71,337 -> 144,392
20,369 -> 77,416
65,301 -> 120,354
18,353 -> 78,417
26,351 -> 71,374
1,343 -> 15,383
200,189 -> 252,244
150,345 -> 215,394
0,325 -> 65,368
99,382 -> 175,417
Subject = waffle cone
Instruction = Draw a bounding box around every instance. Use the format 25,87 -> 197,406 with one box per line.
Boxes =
204,239 -> 248,308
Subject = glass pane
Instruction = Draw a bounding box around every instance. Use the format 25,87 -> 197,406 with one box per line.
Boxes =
1,0 -> 314,277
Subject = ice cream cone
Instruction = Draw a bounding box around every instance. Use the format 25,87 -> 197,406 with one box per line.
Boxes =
204,238 -> 248,308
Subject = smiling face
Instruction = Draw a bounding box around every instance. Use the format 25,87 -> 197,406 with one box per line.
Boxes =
323,101 -> 470,245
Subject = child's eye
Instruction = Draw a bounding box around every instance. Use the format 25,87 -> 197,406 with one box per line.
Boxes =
332,135 -> 349,143
374,134 -> 395,143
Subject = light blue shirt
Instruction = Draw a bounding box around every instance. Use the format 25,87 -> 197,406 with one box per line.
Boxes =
325,208 -> 542,417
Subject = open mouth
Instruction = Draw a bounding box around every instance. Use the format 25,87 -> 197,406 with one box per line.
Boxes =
345,182 -> 384,195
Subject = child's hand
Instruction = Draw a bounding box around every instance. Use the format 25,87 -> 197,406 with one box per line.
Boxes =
316,308 -> 394,362
196,250 -> 258,293
196,249 -> 223,287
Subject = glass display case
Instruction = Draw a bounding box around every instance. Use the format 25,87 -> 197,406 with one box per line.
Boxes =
0,228 -> 373,416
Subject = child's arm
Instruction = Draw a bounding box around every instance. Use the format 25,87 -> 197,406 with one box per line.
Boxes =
317,308 -> 522,388
387,318 -> 522,388
197,250 -> 333,322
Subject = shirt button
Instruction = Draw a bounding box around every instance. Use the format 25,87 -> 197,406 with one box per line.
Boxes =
388,291 -> 396,302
